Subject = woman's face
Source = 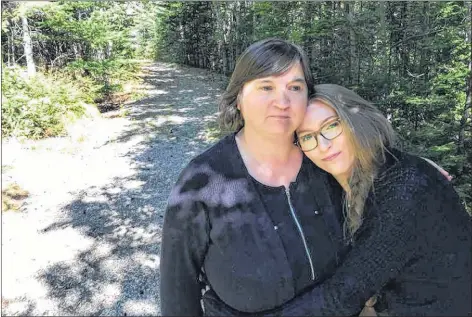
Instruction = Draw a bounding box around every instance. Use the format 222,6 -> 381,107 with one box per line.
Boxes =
237,62 -> 308,137
297,100 -> 355,181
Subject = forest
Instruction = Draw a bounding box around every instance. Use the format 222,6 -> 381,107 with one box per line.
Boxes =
2,1 -> 471,210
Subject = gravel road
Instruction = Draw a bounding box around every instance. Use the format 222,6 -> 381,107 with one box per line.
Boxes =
1,62 -> 227,316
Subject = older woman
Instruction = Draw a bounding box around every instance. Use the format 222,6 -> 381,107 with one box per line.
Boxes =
160,39 -> 346,316
267,84 -> 471,316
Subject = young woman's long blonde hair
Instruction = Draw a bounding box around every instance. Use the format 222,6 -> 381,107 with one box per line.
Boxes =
311,84 -> 396,242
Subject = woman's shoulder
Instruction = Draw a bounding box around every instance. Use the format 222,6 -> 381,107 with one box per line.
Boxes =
169,133 -> 249,204
186,133 -> 237,166
177,133 -> 239,177
374,148 -> 448,199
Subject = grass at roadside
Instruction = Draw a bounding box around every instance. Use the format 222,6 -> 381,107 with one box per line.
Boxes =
1,59 -> 150,140
2,183 -> 30,212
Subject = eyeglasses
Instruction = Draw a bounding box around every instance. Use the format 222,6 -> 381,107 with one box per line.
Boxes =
296,118 -> 343,152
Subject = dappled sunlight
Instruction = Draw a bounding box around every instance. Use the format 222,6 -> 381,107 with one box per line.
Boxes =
31,62 -> 225,315
195,95 -> 212,101
134,251 -> 161,269
36,178 -> 163,314
155,115 -> 189,125
3,61 -> 227,316
121,299 -> 159,315
177,107 -> 197,112
109,63 -> 226,148
37,243 -> 149,315
114,179 -> 146,191
1,296 -> 37,316
146,89 -> 169,95
152,78 -> 174,83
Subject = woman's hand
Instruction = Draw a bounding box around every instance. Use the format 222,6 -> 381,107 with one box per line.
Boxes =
421,157 -> 453,181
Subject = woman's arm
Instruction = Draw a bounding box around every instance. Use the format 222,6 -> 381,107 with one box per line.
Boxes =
160,166 -> 210,316
264,167 -> 435,316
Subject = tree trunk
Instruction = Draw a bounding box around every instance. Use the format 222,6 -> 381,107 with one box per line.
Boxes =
386,3 -> 393,96
106,40 -> 113,59
346,2 -> 357,86
7,22 -> 12,66
12,26 -> 16,66
21,14 -> 36,77
213,2 -> 224,73
400,2 -> 409,78
227,2 -> 234,73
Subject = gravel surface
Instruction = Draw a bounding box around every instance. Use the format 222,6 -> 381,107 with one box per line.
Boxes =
1,62 -> 227,316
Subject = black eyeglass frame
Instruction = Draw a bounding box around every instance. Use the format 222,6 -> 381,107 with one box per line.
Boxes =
296,118 -> 343,152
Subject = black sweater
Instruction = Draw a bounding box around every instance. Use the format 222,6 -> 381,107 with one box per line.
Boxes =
261,148 -> 471,316
160,133 -> 346,316
161,134 -> 471,316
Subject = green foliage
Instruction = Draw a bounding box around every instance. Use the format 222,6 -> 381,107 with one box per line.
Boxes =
32,1 -> 135,59
130,2 -> 164,59
65,58 -> 141,99
1,66 -> 86,139
1,1 -> 151,140
153,1 -> 471,211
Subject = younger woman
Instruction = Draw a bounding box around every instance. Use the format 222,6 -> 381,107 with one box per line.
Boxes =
272,84 -> 471,316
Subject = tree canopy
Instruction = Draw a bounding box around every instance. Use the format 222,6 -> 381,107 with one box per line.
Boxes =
2,1 -> 470,210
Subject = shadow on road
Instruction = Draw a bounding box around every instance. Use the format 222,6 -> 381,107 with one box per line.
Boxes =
36,63 -> 228,316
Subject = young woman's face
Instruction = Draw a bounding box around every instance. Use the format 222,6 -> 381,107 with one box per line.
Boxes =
237,62 -> 308,137
297,100 -> 355,180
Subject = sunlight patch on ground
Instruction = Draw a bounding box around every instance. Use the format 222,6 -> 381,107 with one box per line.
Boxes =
40,228 -> 96,263
97,283 -> 122,306
166,115 -> 189,123
147,89 -> 168,95
94,242 -> 114,258
105,187 -> 122,195
175,107 -> 194,113
134,204 -> 156,216
81,193 -> 109,204
194,96 -> 211,101
108,221 -> 157,244
2,297 -> 34,316
122,180 -> 146,190
153,78 -> 174,83
133,83 -> 154,90
100,257 -> 128,275
145,115 -> 189,129
2,221 -> 96,315
122,300 -> 159,316
3,222 -> 94,277
134,252 -> 160,269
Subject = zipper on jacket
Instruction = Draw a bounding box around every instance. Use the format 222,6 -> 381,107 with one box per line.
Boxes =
285,186 -> 315,280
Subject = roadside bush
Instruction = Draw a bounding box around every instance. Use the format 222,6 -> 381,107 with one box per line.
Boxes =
1,66 -> 86,139
2,59 -> 144,140
65,58 -> 141,101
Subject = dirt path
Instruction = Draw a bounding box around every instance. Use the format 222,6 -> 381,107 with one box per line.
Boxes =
1,62 -> 227,316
